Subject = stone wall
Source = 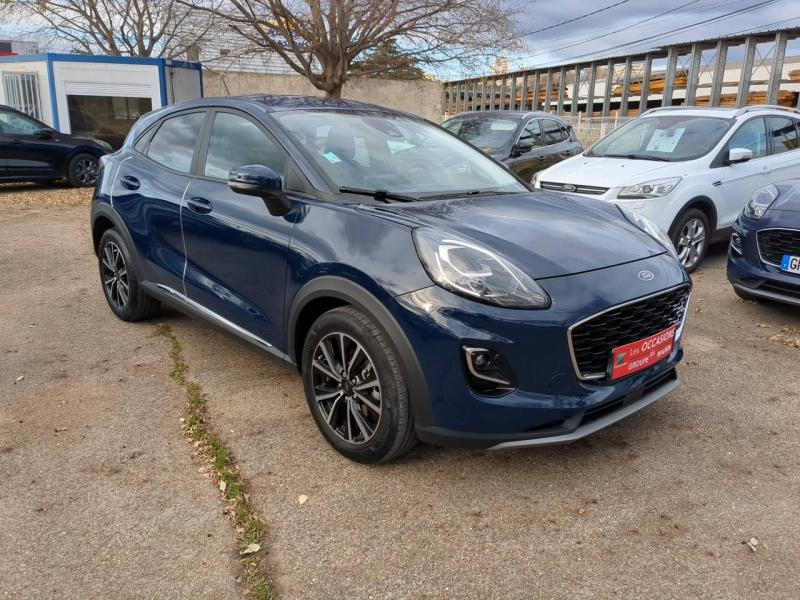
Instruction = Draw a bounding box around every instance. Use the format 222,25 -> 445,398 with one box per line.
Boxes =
202,70 -> 443,122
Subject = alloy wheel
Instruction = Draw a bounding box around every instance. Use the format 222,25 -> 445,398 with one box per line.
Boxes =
75,158 -> 99,185
101,241 -> 129,310
676,217 -> 706,270
311,332 -> 382,444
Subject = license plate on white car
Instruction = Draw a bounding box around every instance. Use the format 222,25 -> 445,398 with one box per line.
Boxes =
781,255 -> 800,275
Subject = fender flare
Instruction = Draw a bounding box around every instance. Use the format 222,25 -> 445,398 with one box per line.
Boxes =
287,276 -> 433,427
90,202 -> 137,260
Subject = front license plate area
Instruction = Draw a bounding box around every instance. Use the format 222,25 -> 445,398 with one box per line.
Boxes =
781,255 -> 800,275
609,324 -> 677,381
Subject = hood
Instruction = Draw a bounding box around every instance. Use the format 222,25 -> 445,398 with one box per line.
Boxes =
371,192 -> 666,279
540,155 -> 684,188
771,179 -> 800,212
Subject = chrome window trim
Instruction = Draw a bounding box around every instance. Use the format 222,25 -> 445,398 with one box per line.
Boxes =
566,284 -> 691,382
756,227 -> 800,268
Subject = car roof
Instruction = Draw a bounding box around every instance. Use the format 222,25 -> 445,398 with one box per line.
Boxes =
640,105 -> 800,120
168,94 -> 416,116
446,110 -> 558,121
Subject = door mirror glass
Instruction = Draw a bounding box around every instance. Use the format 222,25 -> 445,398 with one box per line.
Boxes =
727,147 -> 753,165
228,164 -> 291,216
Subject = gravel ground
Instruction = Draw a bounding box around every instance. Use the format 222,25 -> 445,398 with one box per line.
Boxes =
1,187 -> 799,599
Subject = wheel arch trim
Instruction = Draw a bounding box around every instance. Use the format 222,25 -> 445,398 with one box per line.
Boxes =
287,276 -> 433,427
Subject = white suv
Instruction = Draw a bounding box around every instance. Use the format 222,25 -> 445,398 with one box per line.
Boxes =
533,105 -> 800,271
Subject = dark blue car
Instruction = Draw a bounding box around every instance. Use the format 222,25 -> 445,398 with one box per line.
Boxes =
728,180 -> 800,306
91,95 -> 691,463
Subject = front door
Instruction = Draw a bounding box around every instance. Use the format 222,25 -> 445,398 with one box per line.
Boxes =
507,118 -> 547,182
181,109 -> 297,348
0,107 -> 59,179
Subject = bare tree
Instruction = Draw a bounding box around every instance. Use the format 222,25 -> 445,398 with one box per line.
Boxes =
8,0 -> 218,59
178,0 -> 519,98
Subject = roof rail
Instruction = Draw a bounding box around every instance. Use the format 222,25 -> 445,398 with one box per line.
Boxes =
733,104 -> 800,117
639,106 -> 731,117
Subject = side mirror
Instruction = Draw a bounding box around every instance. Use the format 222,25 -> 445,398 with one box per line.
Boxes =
228,164 -> 292,216
35,128 -> 54,139
512,138 -> 534,157
726,147 -> 753,165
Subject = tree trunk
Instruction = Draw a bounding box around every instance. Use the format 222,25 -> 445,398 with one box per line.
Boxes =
326,84 -> 344,99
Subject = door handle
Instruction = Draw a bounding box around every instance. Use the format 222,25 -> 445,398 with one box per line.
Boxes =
187,196 -> 213,214
120,175 -> 140,190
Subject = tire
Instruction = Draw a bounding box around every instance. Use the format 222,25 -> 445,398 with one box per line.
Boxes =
67,153 -> 100,187
669,208 -> 710,274
301,306 -> 417,463
98,228 -> 160,321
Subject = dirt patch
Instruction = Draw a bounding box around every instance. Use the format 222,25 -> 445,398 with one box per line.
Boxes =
0,182 -> 92,207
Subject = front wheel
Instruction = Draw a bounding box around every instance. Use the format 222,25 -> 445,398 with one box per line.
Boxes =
669,208 -> 710,273
301,306 -> 417,463
67,153 -> 99,187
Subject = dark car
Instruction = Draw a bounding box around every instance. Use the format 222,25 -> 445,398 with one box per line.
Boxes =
92,95 -> 690,463
0,104 -> 110,186
441,111 -> 582,182
728,180 -> 800,306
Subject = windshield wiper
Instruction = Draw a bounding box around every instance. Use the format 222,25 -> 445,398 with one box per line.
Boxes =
418,190 -> 516,200
601,153 -> 672,162
339,186 -> 416,203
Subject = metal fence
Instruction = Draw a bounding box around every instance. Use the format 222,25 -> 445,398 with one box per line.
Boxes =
560,115 -> 633,147
442,27 -> 800,122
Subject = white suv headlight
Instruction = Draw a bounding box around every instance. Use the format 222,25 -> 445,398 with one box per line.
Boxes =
618,206 -> 679,260
413,227 -> 550,309
618,177 -> 681,199
743,184 -> 779,220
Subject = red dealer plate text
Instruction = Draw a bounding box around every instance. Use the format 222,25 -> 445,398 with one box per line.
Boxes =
609,324 -> 677,381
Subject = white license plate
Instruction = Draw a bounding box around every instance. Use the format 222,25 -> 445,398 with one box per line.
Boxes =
781,255 -> 800,274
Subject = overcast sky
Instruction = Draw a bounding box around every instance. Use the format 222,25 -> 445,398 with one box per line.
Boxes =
445,0 -> 799,78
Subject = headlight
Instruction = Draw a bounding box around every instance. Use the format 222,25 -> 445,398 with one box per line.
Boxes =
618,177 -> 681,199
744,184 -> 779,219
618,206 -> 678,260
413,227 -> 550,309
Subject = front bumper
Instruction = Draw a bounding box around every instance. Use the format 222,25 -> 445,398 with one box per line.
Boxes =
392,252 -> 690,449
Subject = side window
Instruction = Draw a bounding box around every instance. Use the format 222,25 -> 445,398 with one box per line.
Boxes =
0,109 -> 41,135
727,118 -> 767,159
767,117 -> 800,155
518,119 -> 543,147
204,112 -> 286,179
541,119 -> 566,145
147,112 -> 206,173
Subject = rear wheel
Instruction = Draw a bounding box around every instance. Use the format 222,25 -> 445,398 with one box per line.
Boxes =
301,306 -> 417,463
98,229 -> 160,321
669,208 -> 710,273
67,153 -> 99,187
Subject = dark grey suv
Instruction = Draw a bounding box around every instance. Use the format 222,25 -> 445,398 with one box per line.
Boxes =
442,111 -> 582,183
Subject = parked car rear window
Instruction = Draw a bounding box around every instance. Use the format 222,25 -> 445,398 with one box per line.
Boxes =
587,114 -> 731,161
147,112 -> 205,173
204,112 -> 286,179
767,117 -> 800,155
442,116 -> 520,150
275,110 -> 526,197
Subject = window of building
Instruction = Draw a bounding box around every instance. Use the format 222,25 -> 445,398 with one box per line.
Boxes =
67,95 -> 153,150
147,112 -> 206,173
219,49 -> 230,57
2,72 -> 42,120
204,112 -> 286,179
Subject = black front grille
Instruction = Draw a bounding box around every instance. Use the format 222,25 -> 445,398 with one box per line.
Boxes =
569,286 -> 690,380
757,229 -> 800,266
540,181 -> 609,195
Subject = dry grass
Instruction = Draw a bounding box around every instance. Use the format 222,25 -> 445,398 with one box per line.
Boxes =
0,183 -> 93,207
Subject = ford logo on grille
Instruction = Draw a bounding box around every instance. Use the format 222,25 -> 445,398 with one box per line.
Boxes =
563,184 -> 576,192
637,269 -> 655,281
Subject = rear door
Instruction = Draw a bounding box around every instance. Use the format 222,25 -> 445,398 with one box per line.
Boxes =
181,109 -> 297,347
713,117 -> 770,228
0,107 -> 59,179
112,109 -> 207,292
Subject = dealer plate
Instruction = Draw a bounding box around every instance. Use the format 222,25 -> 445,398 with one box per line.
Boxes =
781,254 -> 800,275
609,324 -> 677,381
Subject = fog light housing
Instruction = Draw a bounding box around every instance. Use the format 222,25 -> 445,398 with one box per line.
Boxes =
462,346 -> 517,396
730,232 -> 743,255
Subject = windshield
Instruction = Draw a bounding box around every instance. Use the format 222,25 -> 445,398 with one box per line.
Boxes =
274,110 -> 527,198
587,114 -> 732,161
442,116 -> 520,151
